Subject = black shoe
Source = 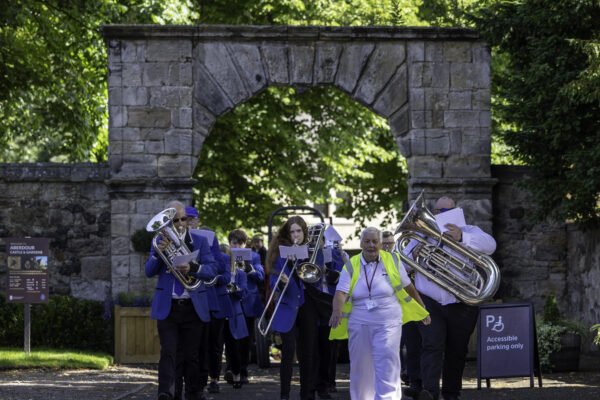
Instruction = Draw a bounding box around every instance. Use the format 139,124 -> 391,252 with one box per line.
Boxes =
158,393 -> 172,400
401,372 -> 410,385
208,381 -> 219,393
442,395 -> 461,400
317,391 -> 332,399
404,386 -> 421,399
224,370 -> 234,384
198,393 -> 208,400
232,380 -> 243,389
240,375 -> 249,384
419,390 -> 437,400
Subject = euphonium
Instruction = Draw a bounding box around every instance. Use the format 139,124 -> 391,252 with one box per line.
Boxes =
394,191 -> 500,305
146,208 -> 203,291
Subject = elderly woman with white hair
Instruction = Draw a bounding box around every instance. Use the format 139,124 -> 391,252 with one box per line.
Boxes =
329,227 -> 431,400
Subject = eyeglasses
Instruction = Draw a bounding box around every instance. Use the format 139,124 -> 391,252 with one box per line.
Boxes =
173,217 -> 188,223
382,242 -> 395,246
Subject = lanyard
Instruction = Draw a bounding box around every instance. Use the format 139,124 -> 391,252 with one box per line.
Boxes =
363,258 -> 379,299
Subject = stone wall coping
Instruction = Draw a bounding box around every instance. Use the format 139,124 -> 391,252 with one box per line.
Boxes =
0,162 -> 109,182
101,24 -> 480,41
408,177 -> 498,187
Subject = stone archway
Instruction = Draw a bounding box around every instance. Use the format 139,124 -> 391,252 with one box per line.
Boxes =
102,25 -> 494,295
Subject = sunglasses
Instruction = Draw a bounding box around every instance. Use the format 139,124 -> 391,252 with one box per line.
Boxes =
173,217 -> 188,223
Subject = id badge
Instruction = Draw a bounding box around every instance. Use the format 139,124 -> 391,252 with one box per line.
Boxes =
366,298 -> 379,311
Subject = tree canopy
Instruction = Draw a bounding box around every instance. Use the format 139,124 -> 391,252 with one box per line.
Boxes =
2,0 -> 599,231
469,0 -> 600,227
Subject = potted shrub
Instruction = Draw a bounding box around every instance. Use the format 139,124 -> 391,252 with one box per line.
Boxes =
536,292 -> 585,372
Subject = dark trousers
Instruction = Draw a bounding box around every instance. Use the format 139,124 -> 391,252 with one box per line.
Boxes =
157,300 -> 204,399
418,295 -> 478,399
207,316 -> 225,380
315,295 -> 335,394
279,328 -> 296,399
239,316 -> 255,377
404,321 -> 422,389
223,320 -> 242,375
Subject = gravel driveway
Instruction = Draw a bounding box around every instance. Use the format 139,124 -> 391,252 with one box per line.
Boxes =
2,357 -> 600,399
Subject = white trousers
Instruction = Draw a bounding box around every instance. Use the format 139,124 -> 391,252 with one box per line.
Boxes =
348,321 -> 403,400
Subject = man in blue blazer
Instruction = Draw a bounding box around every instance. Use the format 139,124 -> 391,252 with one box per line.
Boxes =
145,201 -> 217,400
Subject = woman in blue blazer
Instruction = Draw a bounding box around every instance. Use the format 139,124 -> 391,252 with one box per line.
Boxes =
266,216 -> 325,400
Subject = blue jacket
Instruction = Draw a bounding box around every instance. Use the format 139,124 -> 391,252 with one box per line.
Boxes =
323,248 -> 345,296
222,253 -> 249,339
269,249 -> 324,333
204,235 -> 231,319
242,251 -> 265,317
145,230 -> 217,321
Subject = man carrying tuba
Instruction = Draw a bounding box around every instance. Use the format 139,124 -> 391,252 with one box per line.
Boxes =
145,200 -> 218,400
401,196 -> 497,400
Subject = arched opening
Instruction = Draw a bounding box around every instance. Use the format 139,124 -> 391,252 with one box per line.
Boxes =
193,85 -> 408,244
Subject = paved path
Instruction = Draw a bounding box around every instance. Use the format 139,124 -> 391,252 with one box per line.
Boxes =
1,357 -> 600,399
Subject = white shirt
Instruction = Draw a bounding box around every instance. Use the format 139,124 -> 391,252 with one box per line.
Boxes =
337,253 -> 411,325
402,225 -> 496,306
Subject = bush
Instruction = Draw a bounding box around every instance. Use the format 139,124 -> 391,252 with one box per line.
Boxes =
131,228 -> 154,253
0,294 -> 113,354
536,292 -> 586,371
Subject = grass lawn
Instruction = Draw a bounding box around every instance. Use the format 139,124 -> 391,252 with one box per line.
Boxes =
0,347 -> 113,370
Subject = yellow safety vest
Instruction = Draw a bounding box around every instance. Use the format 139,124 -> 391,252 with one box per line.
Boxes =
329,250 -> 429,340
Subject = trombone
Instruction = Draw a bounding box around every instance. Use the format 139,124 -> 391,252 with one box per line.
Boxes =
257,223 -> 326,336
257,242 -> 298,336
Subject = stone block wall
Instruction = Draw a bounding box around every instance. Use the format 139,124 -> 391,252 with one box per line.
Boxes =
0,163 -> 111,301
492,165 -> 600,351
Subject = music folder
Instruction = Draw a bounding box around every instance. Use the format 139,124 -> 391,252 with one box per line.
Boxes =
231,247 -> 252,261
171,250 -> 199,267
279,245 -> 309,260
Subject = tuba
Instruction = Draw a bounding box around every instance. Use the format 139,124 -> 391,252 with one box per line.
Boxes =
394,191 -> 500,305
146,208 -> 203,291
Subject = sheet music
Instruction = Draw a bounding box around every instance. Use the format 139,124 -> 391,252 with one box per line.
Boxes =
322,247 -> 333,263
279,245 -> 309,260
434,207 -> 466,232
324,225 -> 343,243
231,247 -> 252,261
191,229 -> 215,245
171,250 -> 199,266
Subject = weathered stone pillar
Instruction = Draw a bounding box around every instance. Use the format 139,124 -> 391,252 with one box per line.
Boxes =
394,39 -> 495,232
106,30 -> 198,295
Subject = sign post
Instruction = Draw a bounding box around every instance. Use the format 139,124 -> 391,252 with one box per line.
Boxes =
6,238 -> 50,354
477,303 -> 542,389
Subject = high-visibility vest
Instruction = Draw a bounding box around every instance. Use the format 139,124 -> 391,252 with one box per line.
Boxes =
329,250 -> 429,340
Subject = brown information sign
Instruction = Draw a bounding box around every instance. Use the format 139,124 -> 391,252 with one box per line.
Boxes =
6,238 -> 49,303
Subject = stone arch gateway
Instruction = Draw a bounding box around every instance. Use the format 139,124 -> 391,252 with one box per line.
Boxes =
102,25 -> 494,295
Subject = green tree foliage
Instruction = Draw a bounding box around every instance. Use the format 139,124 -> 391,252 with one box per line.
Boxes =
469,0 -> 600,227
0,0 -> 187,162
194,87 -> 407,234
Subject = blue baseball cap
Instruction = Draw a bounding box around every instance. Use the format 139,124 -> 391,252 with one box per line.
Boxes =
185,206 -> 199,217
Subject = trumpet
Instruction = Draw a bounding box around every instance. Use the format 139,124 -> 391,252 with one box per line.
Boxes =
146,208 -> 203,291
394,191 -> 500,305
